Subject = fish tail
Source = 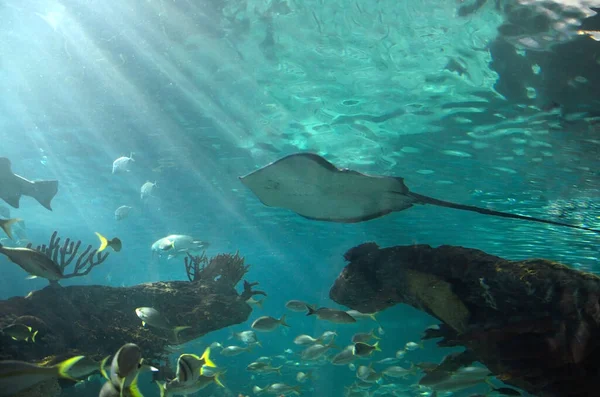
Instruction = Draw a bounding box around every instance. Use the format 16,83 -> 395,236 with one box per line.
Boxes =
173,326 -> 191,341
292,385 -> 302,395
255,298 -> 264,309
279,314 -> 290,327
155,381 -> 167,397
374,341 -> 381,352
56,355 -> 85,381
100,355 -> 111,380
371,329 -> 381,340
31,330 -> 38,343
370,313 -> 378,322
95,232 -> 109,252
201,346 -> 216,368
276,366 -> 282,376
0,218 -> 21,240
28,180 -> 58,211
306,305 -> 317,316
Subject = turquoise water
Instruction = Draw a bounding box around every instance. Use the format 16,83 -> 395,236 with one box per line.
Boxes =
1,1 -> 600,396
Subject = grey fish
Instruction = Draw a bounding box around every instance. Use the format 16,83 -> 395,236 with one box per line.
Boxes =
239,153 -> 600,232
0,356 -> 83,396
156,372 -> 224,397
266,383 -> 302,395
0,157 -> 58,210
306,306 -> 356,324
140,181 -> 157,200
247,362 -> 282,375
112,153 -> 134,174
285,300 -> 309,312
351,329 -> 380,344
115,206 -> 133,221
0,244 -> 63,280
301,342 -> 336,361
419,366 -> 491,392
251,315 -> 290,332
331,345 -> 357,365
135,307 -> 191,341
220,345 -> 252,356
232,330 -> 260,345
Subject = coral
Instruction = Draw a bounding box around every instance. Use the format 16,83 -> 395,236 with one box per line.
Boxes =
185,251 -> 250,288
26,231 -> 109,284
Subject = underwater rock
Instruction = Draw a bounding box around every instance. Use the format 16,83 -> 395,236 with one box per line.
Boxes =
0,279 -> 252,364
330,242 -> 600,397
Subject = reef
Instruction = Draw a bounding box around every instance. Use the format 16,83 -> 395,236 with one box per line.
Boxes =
0,250 -> 260,367
330,242 -> 600,397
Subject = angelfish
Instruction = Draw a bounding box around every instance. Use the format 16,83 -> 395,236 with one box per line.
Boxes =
99,343 -> 157,397
0,244 -> 63,280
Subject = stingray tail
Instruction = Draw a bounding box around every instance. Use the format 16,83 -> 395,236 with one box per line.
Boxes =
409,192 -> 600,234
27,180 -> 59,211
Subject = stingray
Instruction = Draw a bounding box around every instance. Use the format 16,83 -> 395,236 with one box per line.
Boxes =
239,153 -> 600,233
0,157 -> 58,211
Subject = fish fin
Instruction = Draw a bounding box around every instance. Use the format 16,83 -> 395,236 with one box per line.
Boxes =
279,314 -> 290,327
214,371 -> 226,388
292,385 -> 302,395
100,355 -> 111,380
127,374 -> 144,397
32,330 -> 38,343
28,180 -> 58,211
56,355 -> 85,381
255,298 -> 264,309
276,366 -> 282,376
371,329 -> 381,340
155,381 -> 167,397
26,275 -> 38,280
374,341 -> 381,352
255,341 -> 263,348
142,321 -> 146,327
306,305 -> 316,316
201,346 -> 216,368
172,326 -> 191,343
11,336 -> 17,340
0,218 -> 21,240
370,313 -> 379,322
95,232 -> 109,252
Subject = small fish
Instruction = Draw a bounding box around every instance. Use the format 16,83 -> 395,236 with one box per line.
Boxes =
293,334 -> 322,346
306,306 -> 356,324
0,356 -> 84,396
231,330 -> 260,345
247,362 -> 282,375
395,349 -> 406,359
0,218 -> 21,240
351,329 -> 380,344
0,244 -> 63,280
356,365 -> 375,381
346,310 -> 379,322
301,341 -> 337,361
2,323 -> 38,342
352,341 -> 381,357
175,348 -> 215,383
375,357 -> 399,365
65,356 -> 109,380
348,363 -> 356,371
404,341 -> 423,351
140,181 -> 157,200
151,235 -> 209,260
331,345 -> 357,365
247,296 -> 265,309
209,342 -> 223,350
114,206 -> 133,221
265,383 -> 302,395
320,331 -> 337,341
156,372 -> 224,397
285,300 -> 309,312
0,157 -> 58,211
135,307 -> 191,342
251,315 -> 289,332
381,365 -> 416,378
112,153 -> 134,174
296,371 -> 312,383
220,345 -> 252,356
96,232 -> 122,253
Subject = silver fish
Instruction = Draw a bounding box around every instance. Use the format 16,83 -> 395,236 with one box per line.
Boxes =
151,235 -> 209,260
220,345 -> 252,356
0,244 -> 63,280
307,306 -> 356,324
112,153 -> 134,174
331,345 -> 358,365
285,300 -> 309,312
115,206 -> 133,221
251,315 -> 290,332
135,307 -> 191,342
140,181 -> 157,200
156,372 -> 223,397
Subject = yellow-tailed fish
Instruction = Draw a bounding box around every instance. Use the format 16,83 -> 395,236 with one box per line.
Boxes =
95,232 -> 122,253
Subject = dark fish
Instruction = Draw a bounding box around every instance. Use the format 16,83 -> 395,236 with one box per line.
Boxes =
240,153 -> 600,233
306,306 -> 356,324
2,323 -> 38,342
0,356 -> 83,396
352,341 -> 381,357
95,232 -> 122,252
0,157 -> 58,210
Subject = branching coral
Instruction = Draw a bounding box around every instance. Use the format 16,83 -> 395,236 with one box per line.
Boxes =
26,230 -> 109,284
185,251 -> 249,288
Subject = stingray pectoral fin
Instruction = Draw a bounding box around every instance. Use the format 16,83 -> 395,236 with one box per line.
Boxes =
409,192 -> 600,234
